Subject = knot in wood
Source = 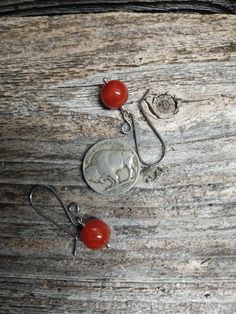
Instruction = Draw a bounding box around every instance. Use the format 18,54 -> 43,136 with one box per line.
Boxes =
145,93 -> 179,119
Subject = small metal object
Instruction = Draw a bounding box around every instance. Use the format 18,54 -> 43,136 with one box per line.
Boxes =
83,139 -> 140,195
120,89 -> 166,167
29,185 -> 81,255
29,185 -> 110,255
103,77 -> 109,84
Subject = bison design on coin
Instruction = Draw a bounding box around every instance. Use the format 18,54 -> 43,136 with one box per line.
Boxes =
83,139 -> 140,195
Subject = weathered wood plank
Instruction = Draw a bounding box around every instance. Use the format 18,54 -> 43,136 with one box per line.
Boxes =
0,13 -> 236,314
1,280 -> 235,314
0,0 -> 235,15
1,252 -> 236,281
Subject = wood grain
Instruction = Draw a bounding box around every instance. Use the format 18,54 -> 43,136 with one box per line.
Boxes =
0,0 -> 235,15
0,13 -> 236,314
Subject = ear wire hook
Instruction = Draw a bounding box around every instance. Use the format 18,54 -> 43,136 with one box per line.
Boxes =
29,185 -> 84,256
120,90 -> 166,167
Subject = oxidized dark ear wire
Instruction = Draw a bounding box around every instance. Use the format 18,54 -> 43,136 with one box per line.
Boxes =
29,185 -> 111,255
101,78 -> 166,167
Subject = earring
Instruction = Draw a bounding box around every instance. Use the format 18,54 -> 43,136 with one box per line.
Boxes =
29,185 -> 111,255
82,78 -> 166,196
100,78 -> 166,166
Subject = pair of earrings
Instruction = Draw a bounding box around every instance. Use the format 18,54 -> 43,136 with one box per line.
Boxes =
29,78 -> 168,255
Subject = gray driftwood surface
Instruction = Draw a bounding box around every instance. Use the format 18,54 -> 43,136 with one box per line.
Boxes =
0,13 -> 236,314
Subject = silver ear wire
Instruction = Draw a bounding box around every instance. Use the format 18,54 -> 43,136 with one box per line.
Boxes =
120,89 -> 166,167
29,185 -> 83,256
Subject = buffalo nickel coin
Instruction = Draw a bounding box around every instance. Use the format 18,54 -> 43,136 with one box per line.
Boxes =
82,139 -> 140,195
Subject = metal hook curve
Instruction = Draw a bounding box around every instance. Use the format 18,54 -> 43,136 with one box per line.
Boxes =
68,202 -> 85,227
121,90 -> 166,167
138,90 -> 166,166
29,185 -> 81,256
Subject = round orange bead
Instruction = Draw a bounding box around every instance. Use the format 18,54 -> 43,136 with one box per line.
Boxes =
80,219 -> 111,250
101,79 -> 128,109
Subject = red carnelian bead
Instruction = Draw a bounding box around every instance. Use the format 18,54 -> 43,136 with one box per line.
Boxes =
80,219 -> 111,250
101,79 -> 128,109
